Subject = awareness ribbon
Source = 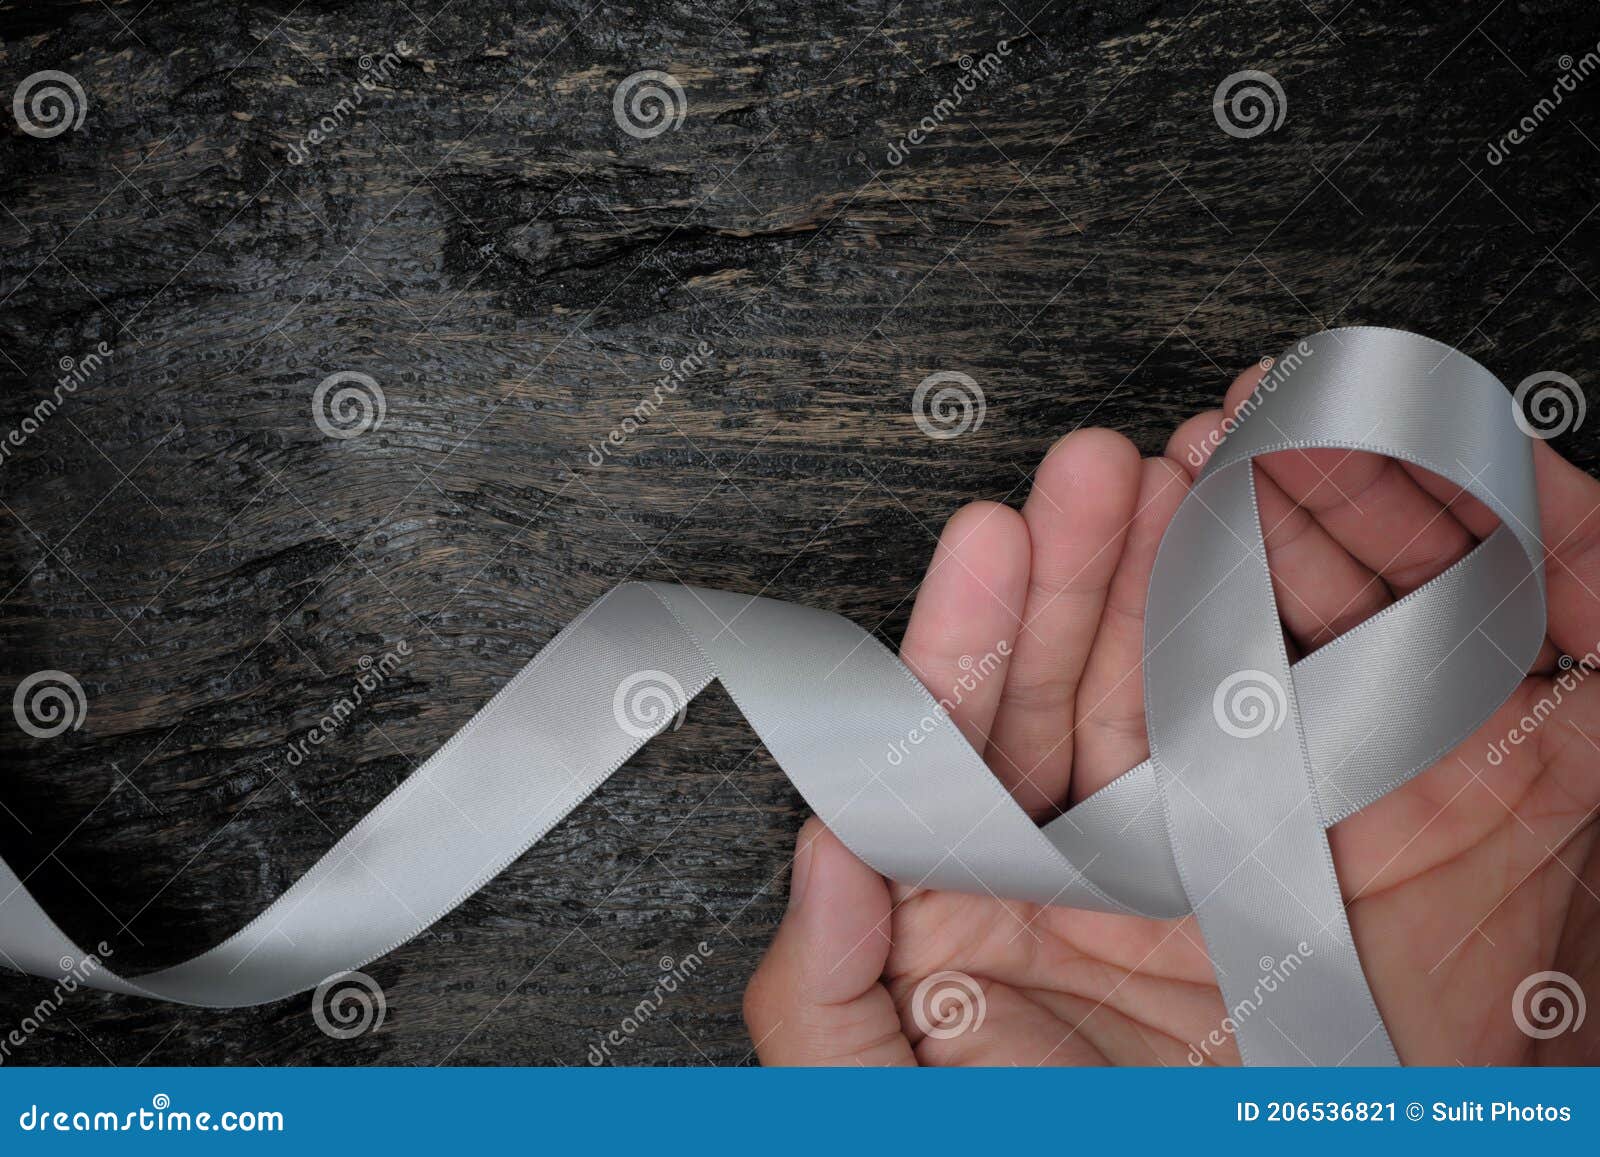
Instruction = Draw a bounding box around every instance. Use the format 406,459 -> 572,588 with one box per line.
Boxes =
0,327 -> 1546,1065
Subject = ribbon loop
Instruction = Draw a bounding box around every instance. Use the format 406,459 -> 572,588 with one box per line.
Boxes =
1143,328 -> 1543,1064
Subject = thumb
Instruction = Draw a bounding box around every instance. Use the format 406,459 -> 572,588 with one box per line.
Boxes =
743,816 -> 915,1066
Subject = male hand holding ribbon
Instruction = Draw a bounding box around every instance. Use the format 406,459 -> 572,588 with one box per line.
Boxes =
744,357 -> 1600,1067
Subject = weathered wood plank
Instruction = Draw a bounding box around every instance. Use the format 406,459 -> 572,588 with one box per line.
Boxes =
1,0 -> 1596,1064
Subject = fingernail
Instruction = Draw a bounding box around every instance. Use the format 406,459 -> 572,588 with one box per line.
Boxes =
788,834 -> 815,910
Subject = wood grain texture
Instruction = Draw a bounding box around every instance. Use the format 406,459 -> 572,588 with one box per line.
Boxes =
1,0 -> 1597,1065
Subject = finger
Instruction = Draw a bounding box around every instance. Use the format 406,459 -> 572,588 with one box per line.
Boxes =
1168,409 -> 1390,652
1384,441 -> 1579,673
1072,457 -> 1190,797
1165,409 -> 1227,478
1223,368 -> 1478,598
1530,439 -> 1600,659
899,501 -> 1029,751
985,429 -> 1141,815
1255,467 -> 1391,652
1395,464 -> 1501,540
744,817 -> 914,1066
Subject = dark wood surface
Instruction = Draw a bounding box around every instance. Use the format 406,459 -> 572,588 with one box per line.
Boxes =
1,0 -> 1597,1065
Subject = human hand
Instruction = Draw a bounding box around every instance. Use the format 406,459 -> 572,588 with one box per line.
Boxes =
742,362 -> 1600,1066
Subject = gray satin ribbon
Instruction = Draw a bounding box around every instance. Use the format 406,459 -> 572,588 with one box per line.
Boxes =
0,327 -> 1546,1066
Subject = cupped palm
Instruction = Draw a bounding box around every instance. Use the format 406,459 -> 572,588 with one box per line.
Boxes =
742,364 -> 1600,1066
